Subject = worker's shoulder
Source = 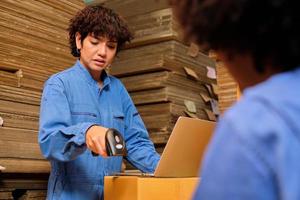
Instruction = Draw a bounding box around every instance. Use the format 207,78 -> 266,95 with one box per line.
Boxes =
46,66 -> 77,85
222,87 -> 292,147
107,74 -> 125,88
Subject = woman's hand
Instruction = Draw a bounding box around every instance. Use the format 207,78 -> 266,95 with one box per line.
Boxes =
86,125 -> 108,157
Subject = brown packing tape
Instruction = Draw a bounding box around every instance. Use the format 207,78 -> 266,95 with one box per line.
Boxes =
204,109 -> 217,121
183,67 -> 199,81
187,43 -> 199,58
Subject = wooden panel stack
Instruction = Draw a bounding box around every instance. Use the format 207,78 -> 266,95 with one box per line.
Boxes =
209,51 -> 240,113
0,0 -> 84,198
114,41 -> 219,144
87,0 -> 219,145
216,63 -> 240,113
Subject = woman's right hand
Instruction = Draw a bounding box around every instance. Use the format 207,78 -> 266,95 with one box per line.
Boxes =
86,125 -> 108,157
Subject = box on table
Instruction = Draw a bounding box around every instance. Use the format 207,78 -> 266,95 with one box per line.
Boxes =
104,176 -> 199,200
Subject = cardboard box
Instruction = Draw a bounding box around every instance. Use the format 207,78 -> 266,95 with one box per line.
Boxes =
104,176 -> 199,200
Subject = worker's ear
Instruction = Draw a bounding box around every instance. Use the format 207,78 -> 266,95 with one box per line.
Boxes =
75,32 -> 82,50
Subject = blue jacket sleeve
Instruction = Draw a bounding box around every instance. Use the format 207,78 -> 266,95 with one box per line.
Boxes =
38,77 -> 96,162
120,85 -> 160,173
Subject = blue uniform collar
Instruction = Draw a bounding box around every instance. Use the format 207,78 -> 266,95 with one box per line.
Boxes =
75,60 -> 111,89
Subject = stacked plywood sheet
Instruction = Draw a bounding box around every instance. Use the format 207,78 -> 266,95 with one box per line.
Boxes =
209,51 -> 240,113
0,189 -> 13,200
86,0 -> 182,48
122,71 -> 213,143
85,0 -> 169,18
0,0 -> 84,197
114,44 -> 218,144
18,190 -> 47,200
86,0 -> 219,144
216,63 -> 240,113
122,8 -> 181,48
0,0 -> 81,92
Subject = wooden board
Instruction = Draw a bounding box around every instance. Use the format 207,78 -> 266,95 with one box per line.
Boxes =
0,112 -> 38,130
0,0 -> 83,91
124,8 -> 181,48
19,190 -> 47,200
0,85 -> 41,106
0,178 -> 48,190
120,70 -> 213,93
137,102 -> 185,117
0,127 -> 49,173
0,127 -> 43,160
0,0 -> 84,177
149,131 -> 171,144
0,68 -> 20,88
215,59 -> 239,113
111,41 -> 216,79
0,159 -> 50,174
130,86 -> 210,109
0,190 -> 13,200
88,0 -> 169,18
0,140 -> 44,160
0,127 -> 38,143
0,100 -> 39,117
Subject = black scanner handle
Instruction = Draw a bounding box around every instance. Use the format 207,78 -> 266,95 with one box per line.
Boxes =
92,128 -> 127,157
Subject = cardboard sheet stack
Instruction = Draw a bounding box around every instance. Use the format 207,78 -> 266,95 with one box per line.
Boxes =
87,0 -> 219,146
209,51 -> 240,113
0,0 -> 84,198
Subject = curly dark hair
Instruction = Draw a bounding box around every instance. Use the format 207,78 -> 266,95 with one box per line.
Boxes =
68,5 -> 133,57
171,0 -> 300,73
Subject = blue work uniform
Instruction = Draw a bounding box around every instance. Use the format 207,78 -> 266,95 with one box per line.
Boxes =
193,67 -> 300,199
39,60 -> 160,200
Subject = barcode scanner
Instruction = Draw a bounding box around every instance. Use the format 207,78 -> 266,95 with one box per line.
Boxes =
92,128 -> 127,157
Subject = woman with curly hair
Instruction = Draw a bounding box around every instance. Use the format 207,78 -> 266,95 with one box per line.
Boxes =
38,5 -> 160,200
171,0 -> 300,199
